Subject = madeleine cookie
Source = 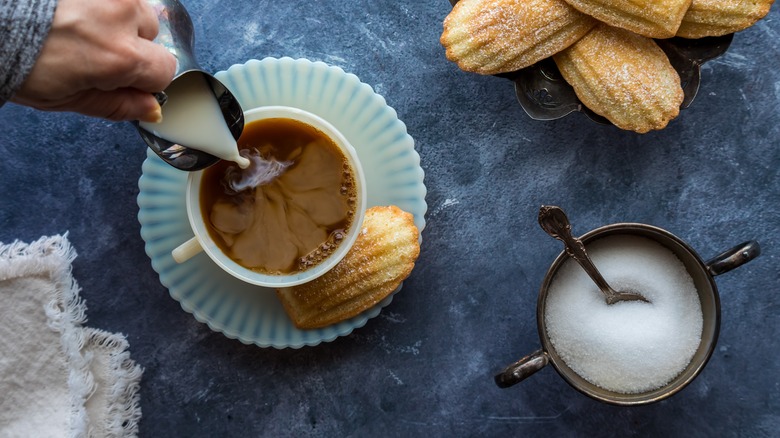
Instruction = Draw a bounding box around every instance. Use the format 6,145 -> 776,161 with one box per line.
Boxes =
276,206 -> 420,330
553,24 -> 684,133
677,0 -> 774,38
562,0 -> 692,38
440,0 -> 597,75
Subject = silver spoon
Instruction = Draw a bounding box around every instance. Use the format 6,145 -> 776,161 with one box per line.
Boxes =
538,205 -> 649,305
134,0 -> 244,172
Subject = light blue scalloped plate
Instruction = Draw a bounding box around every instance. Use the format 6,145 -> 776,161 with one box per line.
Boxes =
137,57 -> 427,348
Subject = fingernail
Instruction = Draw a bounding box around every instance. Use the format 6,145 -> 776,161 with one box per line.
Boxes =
142,104 -> 163,124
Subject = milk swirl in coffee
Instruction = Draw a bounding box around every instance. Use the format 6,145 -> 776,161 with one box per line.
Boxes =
200,118 -> 358,274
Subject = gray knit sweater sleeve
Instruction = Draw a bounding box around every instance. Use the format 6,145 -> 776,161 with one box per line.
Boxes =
0,0 -> 58,106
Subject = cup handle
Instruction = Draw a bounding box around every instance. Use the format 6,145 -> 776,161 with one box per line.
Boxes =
705,240 -> 761,276
494,349 -> 549,388
172,237 -> 203,263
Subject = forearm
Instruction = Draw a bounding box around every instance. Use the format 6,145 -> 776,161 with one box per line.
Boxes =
0,0 -> 58,106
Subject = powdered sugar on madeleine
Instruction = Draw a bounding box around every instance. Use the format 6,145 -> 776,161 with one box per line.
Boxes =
440,0 -> 596,75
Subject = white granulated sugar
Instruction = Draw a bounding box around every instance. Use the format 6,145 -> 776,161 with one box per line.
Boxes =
544,235 -> 703,394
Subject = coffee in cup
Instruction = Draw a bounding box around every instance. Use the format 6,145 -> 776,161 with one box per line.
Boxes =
172,106 -> 367,288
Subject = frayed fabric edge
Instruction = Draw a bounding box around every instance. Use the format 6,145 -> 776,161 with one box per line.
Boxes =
0,234 -> 143,438
84,328 -> 144,438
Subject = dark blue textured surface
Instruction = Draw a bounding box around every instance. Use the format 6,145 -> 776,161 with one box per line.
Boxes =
1,1 -> 778,436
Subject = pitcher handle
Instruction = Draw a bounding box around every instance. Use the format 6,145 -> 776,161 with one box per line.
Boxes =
494,349 -> 549,388
705,240 -> 760,276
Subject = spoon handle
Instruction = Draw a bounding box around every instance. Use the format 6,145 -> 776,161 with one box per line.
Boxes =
538,206 -> 616,297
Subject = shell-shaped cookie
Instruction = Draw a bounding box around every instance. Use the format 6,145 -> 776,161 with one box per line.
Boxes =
440,0 -> 597,75
553,24 -> 684,133
276,206 -> 420,329
562,0 -> 692,38
676,0 -> 774,38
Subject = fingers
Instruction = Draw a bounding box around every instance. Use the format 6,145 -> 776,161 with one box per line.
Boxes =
89,0 -> 176,93
70,88 -> 164,122
133,0 -> 176,92
136,0 -> 160,41
130,39 -> 178,92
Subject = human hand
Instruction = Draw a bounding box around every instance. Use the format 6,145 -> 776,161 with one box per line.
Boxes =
11,0 -> 177,122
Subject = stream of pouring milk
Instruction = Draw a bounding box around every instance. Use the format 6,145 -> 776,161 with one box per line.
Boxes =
139,72 -> 250,169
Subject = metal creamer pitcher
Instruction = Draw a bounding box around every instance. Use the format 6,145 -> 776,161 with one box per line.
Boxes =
135,0 -> 244,171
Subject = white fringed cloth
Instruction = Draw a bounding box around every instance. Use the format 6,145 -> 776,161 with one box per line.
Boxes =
0,235 -> 143,437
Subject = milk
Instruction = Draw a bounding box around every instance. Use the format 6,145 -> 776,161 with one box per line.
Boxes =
140,72 -> 250,169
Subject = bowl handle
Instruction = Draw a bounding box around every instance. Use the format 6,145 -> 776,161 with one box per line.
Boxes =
705,240 -> 761,276
494,349 -> 549,388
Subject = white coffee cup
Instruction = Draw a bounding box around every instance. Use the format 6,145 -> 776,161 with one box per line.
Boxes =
171,106 -> 367,287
